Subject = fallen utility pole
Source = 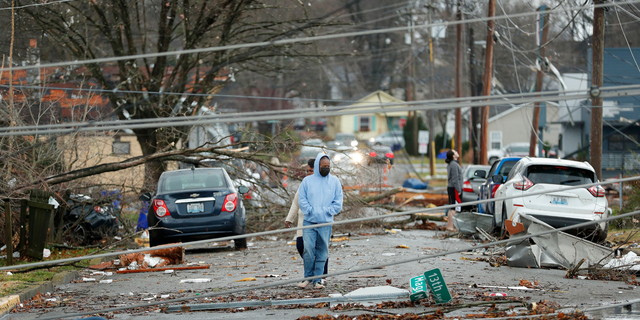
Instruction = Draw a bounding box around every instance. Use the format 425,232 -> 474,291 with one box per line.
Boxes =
455,0 -> 463,157
480,0 -> 496,165
591,0 -> 605,180
529,6 -> 550,157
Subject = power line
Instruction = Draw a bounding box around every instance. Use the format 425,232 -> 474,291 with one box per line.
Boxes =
1,0 -> 638,73
2,84 -> 640,136
0,0 -> 74,10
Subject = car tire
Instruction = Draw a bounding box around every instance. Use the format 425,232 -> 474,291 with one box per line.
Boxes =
62,220 -> 88,246
234,236 -> 247,250
499,206 -> 508,238
149,230 -> 164,247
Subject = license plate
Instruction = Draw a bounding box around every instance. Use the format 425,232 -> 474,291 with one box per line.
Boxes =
187,203 -> 204,213
551,197 -> 568,205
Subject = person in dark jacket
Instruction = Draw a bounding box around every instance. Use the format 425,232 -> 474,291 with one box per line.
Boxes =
445,149 -> 462,231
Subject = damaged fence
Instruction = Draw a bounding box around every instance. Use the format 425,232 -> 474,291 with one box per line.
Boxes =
2,176 -> 639,319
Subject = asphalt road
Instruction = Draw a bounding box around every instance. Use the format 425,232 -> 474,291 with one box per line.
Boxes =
3,224 -> 638,320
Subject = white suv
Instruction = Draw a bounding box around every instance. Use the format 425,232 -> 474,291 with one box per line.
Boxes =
493,157 -> 609,242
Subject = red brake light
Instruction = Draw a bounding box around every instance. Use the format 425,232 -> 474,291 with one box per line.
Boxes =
222,193 -> 238,212
244,190 -> 252,200
463,180 -> 473,193
385,152 -> 394,159
514,177 -> 534,191
369,152 -> 377,157
153,199 -> 170,217
588,185 -> 605,197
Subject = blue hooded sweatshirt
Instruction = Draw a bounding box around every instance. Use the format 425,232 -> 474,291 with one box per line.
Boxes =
298,153 -> 343,223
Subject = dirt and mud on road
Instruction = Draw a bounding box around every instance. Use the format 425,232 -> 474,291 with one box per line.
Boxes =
4,222 -> 640,320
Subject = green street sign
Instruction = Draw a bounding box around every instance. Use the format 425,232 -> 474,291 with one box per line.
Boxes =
409,275 -> 429,302
424,268 -> 452,304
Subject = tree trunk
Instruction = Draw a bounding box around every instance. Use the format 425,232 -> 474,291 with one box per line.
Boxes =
135,128 -> 167,189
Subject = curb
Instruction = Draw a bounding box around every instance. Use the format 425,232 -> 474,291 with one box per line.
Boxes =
0,270 -> 80,317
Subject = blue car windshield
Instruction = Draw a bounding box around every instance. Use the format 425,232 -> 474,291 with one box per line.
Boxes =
161,170 -> 227,192
498,160 -> 518,177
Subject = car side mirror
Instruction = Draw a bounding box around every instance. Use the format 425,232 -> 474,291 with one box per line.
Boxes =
491,175 -> 503,184
474,170 -> 487,179
139,192 -> 152,202
238,186 -> 250,194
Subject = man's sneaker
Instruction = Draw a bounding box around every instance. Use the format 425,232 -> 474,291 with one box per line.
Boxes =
297,280 -> 310,288
314,282 -> 325,289
320,279 -> 327,286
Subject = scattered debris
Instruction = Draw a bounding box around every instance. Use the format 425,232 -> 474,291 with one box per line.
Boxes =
116,265 -> 209,274
234,277 -> 257,282
451,212 -> 493,235
396,245 -> 409,249
348,275 -> 386,278
179,278 -> 211,283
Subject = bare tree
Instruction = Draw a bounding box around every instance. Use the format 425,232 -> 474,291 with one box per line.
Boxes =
18,0 -> 358,186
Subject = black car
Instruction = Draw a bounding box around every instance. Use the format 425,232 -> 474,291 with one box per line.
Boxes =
140,167 -> 250,249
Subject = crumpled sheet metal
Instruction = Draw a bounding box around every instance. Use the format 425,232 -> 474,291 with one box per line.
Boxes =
519,214 -> 613,269
506,240 -> 541,268
452,212 -> 493,235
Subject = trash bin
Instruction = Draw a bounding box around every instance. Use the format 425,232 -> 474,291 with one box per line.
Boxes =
26,190 -> 54,260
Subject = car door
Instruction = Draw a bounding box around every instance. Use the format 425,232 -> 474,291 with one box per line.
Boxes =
478,162 -> 499,214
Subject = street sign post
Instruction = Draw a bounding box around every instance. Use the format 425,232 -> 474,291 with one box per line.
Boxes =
409,275 -> 429,302
424,268 -> 452,304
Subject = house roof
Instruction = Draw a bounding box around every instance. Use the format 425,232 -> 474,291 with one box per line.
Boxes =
337,90 -> 408,117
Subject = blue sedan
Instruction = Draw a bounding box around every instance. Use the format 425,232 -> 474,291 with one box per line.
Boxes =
477,157 -> 521,226
140,167 -> 249,248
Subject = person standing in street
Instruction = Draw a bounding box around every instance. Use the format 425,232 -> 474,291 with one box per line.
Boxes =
445,149 -> 462,232
285,158 -> 328,284
297,153 -> 343,289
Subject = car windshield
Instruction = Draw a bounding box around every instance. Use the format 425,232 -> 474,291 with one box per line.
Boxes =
510,146 -> 529,153
161,170 -> 227,192
526,165 -> 595,185
336,133 -> 355,141
498,160 -> 518,176
305,139 -> 323,146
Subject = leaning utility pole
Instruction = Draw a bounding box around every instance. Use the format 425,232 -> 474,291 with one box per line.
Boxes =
454,0 -> 463,157
591,0 -> 605,180
529,6 -> 550,157
480,0 -> 496,165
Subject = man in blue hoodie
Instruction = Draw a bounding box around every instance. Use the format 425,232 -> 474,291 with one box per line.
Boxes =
297,152 -> 343,289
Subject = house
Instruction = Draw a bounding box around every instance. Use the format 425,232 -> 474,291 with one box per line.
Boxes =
558,48 -> 640,177
326,90 -> 409,141
487,102 -> 561,152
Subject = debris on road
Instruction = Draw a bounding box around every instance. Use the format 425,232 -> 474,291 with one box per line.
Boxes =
179,278 -> 211,283
451,211 -> 493,235
234,277 -> 257,282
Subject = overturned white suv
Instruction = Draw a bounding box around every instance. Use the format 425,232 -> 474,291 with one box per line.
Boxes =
493,157 -> 610,242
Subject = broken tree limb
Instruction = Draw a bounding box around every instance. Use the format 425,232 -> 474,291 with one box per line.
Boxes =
566,258 -> 587,278
358,187 -> 403,203
116,265 -> 210,274
412,212 -> 446,222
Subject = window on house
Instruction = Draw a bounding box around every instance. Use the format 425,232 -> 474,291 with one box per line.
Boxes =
359,116 -> 370,132
490,131 -> 502,149
113,141 -> 131,155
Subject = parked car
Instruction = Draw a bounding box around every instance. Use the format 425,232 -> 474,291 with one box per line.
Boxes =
477,157 -> 521,217
367,131 -> 405,149
300,139 -> 326,160
140,167 -> 250,249
334,132 -> 359,148
364,145 -> 395,165
461,165 -> 491,210
546,145 -> 564,158
493,157 -> 609,242
488,142 -> 538,164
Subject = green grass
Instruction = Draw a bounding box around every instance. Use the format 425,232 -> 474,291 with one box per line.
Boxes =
0,247 -> 98,297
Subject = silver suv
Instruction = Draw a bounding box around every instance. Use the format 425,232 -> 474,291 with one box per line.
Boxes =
367,131 -> 405,148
